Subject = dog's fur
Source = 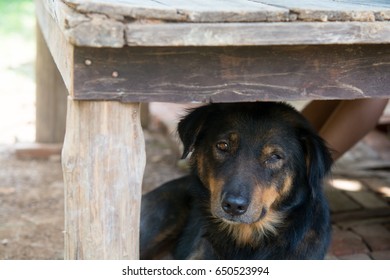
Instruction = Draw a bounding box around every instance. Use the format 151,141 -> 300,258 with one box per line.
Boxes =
140,102 -> 332,260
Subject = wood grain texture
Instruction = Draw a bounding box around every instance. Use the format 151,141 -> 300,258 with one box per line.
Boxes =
62,98 -> 145,259
35,0 -> 74,91
64,0 -> 390,22
66,15 -> 125,47
125,21 -> 390,46
36,0 -> 390,47
64,0 -> 289,22
37,0 -> 126,48
71,45 -> 390,102
255,0 -> 390,21
35,24 -> 67,143
336,0 -> 390,8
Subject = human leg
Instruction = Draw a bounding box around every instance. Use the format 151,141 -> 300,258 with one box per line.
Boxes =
301,100 -> 340,131
303,99 -> 388,160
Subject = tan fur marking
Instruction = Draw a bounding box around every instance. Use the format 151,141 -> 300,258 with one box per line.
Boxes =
233,225 -> 253,245
249,185 -> 279,212
197,152 -> 225,198
208,175 -> 226,219
208,176 -> 224,199
262,145 -> 275,156
220,211 -> 285,247
229,133 -> 238,142
261,187 -> 280,208
281,174 -> 293,196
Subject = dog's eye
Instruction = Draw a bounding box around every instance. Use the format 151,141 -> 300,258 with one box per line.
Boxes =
216,141 -> 229,152
265,154 -> 283,165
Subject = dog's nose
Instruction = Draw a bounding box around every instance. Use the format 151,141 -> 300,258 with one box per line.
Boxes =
222,194 -> 249,216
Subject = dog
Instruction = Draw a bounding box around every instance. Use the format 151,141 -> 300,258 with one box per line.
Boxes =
140,102 -> 332,260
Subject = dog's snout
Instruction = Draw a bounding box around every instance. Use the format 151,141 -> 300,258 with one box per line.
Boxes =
222,194 -> 249,216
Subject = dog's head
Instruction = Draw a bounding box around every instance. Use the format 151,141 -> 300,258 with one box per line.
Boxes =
178,102 -> 332,228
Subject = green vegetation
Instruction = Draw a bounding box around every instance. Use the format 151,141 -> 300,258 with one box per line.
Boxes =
0,0 -> 35,38
0,0 -> 35,77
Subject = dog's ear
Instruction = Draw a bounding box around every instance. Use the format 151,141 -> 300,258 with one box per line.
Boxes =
178,105 -> 213,159
300,129 -> 333,197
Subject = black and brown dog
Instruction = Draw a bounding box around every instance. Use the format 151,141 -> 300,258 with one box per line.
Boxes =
140,102 -> 332,260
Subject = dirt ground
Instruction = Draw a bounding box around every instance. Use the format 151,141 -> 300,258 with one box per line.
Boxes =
0,146 -> 64,259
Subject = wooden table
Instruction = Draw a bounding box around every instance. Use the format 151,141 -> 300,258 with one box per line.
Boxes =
35,0 -> 390,259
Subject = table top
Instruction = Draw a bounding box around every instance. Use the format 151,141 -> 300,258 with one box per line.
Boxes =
43,0 -> 390,47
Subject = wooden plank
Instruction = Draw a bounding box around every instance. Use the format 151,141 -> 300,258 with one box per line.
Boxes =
255,0 -> 390,21
66,15 -> 125,47
41,0 -> 390,48
62,98 -> 145,259
39,0 -> 125,48
125,21 -> 390,46
35,23 -> 67,143
64,0 -> 289,22
72,45 -> 390,102
35,0 -> 74,92
337,0 -> 390,8
131,0 -> 288,22
64,0 -> 390,22
65,0 -> 182,21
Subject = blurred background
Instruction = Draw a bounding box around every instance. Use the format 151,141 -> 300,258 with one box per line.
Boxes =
0,0 -> 35,144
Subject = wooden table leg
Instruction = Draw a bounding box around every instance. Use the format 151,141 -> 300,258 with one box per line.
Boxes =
62,97 -> 145,259
35,23 -> 67,143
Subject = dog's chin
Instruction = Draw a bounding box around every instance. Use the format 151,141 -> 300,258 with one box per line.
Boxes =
214,210 -> 265,225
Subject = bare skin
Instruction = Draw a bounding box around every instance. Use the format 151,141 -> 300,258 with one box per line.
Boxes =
302,99 -> 388,160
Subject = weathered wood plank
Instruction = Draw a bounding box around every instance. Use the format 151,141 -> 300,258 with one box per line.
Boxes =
35,0 -> 74,92
39,0 -> 390,48
337,0 -> 390,8
62,98 -> 145,259
255,0 -> 390,21
66,15 -> 125,47
35,23 -> 67,143
134,0 -> 289,22
39,0 -> 125,48
125,21 -> 390,46
65,0 -> 182,21
64,0 -> 390,22
64,0 -> 289,22
72,45 -> 390,102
